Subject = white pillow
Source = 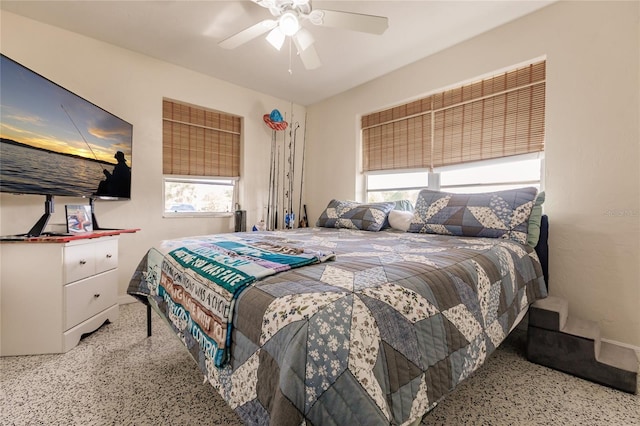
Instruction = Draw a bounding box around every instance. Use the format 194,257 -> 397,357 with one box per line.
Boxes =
388,210 -> 413,232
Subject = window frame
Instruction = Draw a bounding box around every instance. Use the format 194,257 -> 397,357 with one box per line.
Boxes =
162,175 -> 238,218
364,168 -> 430,203
362,60 -> 546,203
437,152 -> 544,193
162,98 -> 242,217
364,152 -> 544,202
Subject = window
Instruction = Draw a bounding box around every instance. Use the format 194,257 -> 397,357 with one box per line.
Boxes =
366,170 -> 429,203
439,153 -> 543,193
365,154 -> 542,202
164,176 -> 237,216
162,99 -> 241,216
363,60 -> 545,203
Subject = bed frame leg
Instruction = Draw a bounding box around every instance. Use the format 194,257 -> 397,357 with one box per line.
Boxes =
146,304 -> 152,337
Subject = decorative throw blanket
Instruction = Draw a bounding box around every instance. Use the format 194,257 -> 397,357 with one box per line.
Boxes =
129,234 -> 335,366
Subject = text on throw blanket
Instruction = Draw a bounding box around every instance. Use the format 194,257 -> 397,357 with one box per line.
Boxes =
161,258 -> 231,320
161,288 -> 219,359
143,247 -> 228,364
160,272 -> 226,345
170,247 -> 252,293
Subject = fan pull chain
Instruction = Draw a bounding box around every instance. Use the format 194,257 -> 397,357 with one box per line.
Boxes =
288,37 -> 293,75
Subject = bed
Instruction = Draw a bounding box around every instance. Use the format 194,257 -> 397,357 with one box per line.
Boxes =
127,188 -> 548,425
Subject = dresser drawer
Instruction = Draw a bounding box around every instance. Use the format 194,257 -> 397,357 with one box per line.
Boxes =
64,243 -> 97,283
64,270 -> 117,330
94,239 -> 118,274
64,238 -> 118,283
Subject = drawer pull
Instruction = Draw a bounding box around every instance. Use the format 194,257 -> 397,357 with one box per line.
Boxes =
79,260 -> 87,265
106,254 -> 113,259
94,294 -> 101,298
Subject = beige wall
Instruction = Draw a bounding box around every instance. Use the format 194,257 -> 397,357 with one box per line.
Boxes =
0,11 -> 306,298
305,1 -> 640,347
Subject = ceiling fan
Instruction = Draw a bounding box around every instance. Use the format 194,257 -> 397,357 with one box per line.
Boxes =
219,0 -> 389,70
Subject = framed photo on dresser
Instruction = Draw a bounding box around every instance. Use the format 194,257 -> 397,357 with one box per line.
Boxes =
65,204 -> 93,234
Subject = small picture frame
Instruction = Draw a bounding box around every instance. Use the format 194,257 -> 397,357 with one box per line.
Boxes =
65,204 -> 93,234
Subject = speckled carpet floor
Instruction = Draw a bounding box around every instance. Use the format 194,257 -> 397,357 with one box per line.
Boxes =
1,303 -> 638,426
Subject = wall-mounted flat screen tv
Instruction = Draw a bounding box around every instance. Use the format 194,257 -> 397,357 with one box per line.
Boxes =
0,54 -> 133,200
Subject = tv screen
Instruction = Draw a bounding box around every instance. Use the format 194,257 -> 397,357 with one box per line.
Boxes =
0,54 -> 133,200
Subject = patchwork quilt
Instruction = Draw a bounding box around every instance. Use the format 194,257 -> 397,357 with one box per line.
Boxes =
127,228 -> 547,425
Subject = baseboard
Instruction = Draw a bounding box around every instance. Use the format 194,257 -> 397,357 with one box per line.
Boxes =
119,294 -> 138,305
601,338 -> 640,356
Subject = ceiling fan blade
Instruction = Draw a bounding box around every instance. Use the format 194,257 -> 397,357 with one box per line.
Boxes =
311,9 -> 388,35
292,29 -> 320,70
219,19 -> 277,49
293,28 -> 315,52
296,42 -> 321,70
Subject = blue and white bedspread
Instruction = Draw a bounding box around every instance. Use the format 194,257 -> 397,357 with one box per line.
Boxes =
127,228 -> 546,425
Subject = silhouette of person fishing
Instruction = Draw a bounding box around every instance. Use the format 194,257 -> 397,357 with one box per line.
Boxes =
96,151 -> 131,197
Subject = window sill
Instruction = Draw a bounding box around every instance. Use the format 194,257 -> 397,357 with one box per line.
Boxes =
163,212 -> 234,219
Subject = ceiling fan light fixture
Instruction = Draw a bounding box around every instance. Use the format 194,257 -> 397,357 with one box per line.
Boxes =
224,1 -> 388,71
266,27 -> 286,50
279,11 -> 300,36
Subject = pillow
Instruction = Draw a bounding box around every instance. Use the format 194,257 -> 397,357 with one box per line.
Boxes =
392,199 -> 414,211
527,191 -> 546,247
381,199 -> 415,229
407,187 -> 538,244
316,200 -> 396,232
388,210 -> 414,232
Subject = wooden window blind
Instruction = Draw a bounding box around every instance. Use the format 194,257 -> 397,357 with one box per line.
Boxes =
162,99 -> 241,177
362,61 -> 545,172
362,97 -> 432,172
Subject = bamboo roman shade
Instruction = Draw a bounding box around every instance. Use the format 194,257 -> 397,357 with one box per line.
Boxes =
362,61 -> 545,172
162,99 -> 241,177
362,98 -> 433,171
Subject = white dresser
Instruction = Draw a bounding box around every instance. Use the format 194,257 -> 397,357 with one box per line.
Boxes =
1,235 -> 121,356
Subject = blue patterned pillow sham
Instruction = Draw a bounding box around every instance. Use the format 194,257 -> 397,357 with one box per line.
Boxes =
407,187 -> 538,244
316,200 -> 396,232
